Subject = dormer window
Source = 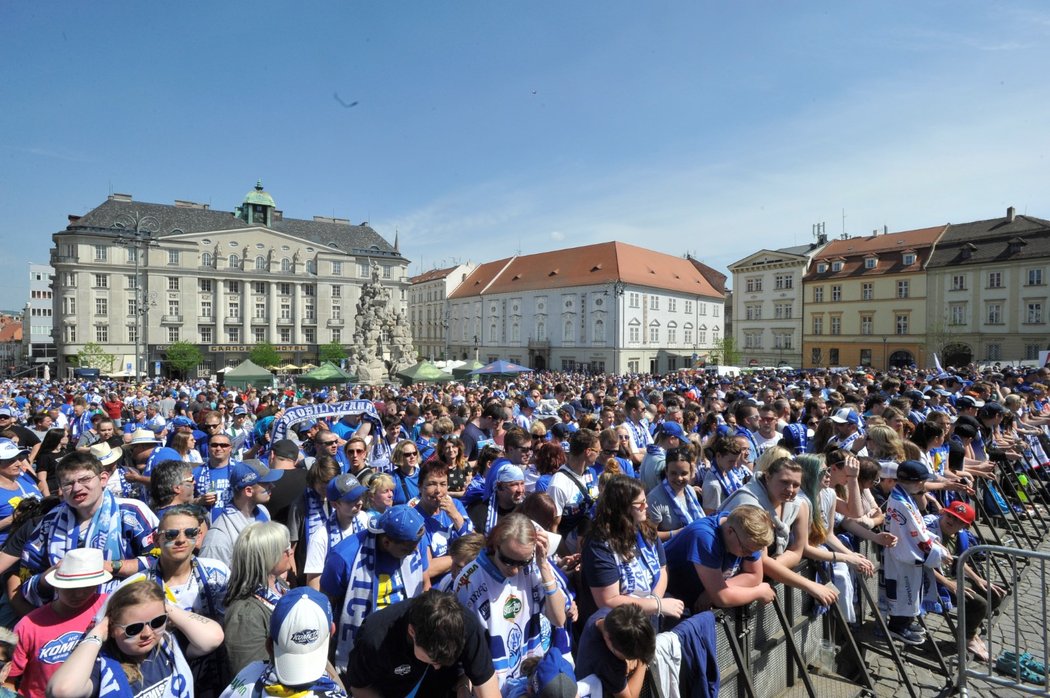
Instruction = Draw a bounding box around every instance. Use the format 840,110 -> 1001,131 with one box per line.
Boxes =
817,263 -> 828,273
864,257 -> 877,270
903,253 -> 916,265
831,261 -> 844,272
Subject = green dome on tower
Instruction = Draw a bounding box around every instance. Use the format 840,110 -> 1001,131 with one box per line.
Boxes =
243,179 -> 276,208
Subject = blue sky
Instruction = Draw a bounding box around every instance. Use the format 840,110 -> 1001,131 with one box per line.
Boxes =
2,2 -> 1049,305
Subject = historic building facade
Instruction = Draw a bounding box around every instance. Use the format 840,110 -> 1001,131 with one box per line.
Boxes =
446,241 -> 725,374
50,182 -> 409,377
728,238 -> 827,368
407,262 -> 476,361
926,207 -> 1050,366
802,225 -> 945,370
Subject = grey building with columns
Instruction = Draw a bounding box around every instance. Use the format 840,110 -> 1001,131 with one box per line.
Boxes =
50,182 -> 409,378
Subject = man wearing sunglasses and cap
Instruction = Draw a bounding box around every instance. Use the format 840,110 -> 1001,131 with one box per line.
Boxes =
320,504 -> 429,675
200,460 -> 283,562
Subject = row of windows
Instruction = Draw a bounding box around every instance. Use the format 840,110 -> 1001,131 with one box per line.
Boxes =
810,313 -> 911,336
814,253 -> 917,275
950,269 -> 1045,290
744,303 -> 794,320
744,274 -> 795,293
78,297 -> 328,321
64,324 -> 328,346
812,280 -> 909,302
742,331 -> 795,349
947,302 -> 1044,325
86,244 -> 394,279
626,294 -> 715,316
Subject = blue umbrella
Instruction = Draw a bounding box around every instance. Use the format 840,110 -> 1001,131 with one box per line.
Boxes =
468,359 -> 534,377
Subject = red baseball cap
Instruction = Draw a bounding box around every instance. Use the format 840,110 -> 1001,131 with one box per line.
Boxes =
943,501 -> 975,526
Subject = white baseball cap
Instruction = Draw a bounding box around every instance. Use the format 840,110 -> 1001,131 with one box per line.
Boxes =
270,587 -> 333,686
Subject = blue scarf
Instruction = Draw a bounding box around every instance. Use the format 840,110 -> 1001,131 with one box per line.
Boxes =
254,583 -> 285,611
304,489 -> 328,543
97,635 -> 191,698
49,489 -> 123,565
662,479 -> 702,525
327,509 -> 365,550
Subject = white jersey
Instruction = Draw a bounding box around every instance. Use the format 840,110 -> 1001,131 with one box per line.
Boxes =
454,552 -> 548,687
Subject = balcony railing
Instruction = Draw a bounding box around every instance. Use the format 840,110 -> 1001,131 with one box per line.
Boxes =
327,318 -> 345,327
160,315 -> 183,324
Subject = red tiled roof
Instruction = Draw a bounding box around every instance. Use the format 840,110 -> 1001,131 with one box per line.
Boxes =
0,323 -> 22,343
448,241 -> 724,299
805,226 -> 946,280
409,265 -> 460,284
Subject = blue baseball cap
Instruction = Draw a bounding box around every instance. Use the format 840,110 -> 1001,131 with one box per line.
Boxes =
230,460 -> 283,490
370,504 -> 425,542
528,648 -> 577,698
171,416 -> 193,428
326,473 -> 368,503
656,421 -> 687,441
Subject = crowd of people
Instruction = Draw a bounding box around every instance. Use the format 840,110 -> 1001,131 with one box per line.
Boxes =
0,361 -> 1044,697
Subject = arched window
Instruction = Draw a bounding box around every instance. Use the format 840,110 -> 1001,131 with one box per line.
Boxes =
593,318 -> 604,342
563,318 -> 575,342
536,319 -> 546,342
488,322 -> 497,343
281,258 -> 291,273
229,254 -> 240,269
201,253 -> 212,268
256,256 -> 266,270
306,259 -> 316,274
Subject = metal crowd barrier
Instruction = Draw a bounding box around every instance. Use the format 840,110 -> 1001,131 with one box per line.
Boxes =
955,544 -> 1050,697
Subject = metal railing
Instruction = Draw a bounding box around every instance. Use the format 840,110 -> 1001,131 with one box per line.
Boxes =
956,544 -> 1050,697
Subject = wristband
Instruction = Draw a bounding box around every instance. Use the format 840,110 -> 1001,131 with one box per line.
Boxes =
544,586 -> 558,597
80,635 -> 104,648
542,579 -> 557,590
831,551 -> 838,564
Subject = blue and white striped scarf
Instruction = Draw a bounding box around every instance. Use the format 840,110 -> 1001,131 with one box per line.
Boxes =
662,479 -> 703,525
49,489 -> 123,564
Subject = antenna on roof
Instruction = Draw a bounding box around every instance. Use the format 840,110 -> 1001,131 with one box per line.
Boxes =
841,209 -> 846,237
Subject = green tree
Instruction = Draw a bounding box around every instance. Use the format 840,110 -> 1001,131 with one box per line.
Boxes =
712,336 -> 742,366
76,343 -> 115,372
166,341 -> 203,378
319,340 -> 347,364
249,342 -> 281,368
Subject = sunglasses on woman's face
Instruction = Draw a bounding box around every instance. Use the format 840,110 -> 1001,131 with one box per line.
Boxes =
116,613 -> 168,638
496,548 -> 535,569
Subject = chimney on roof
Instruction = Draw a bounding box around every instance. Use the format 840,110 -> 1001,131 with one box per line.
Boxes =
174,200 -> 210,210
884,225 -> 888,234
108,193 -> 132,202
1007,206 -> 1016,222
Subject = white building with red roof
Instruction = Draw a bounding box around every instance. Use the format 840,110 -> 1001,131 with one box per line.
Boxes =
446,241 -> 725,374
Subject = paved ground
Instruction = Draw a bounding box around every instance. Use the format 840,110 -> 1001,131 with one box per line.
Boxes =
840,514 -> 1050,698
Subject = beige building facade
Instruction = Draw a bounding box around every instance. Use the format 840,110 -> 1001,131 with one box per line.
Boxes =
51,183 -> 409,377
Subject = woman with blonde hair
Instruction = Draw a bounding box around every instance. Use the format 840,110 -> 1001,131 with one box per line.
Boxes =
865,425 -> 905,462
366,472 -> 395,516
222,522 -> 292,675
48,579 -> 223,698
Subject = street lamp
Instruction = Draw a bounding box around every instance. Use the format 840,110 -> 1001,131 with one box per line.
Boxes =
883,336 -> 889,372
113,212 -> 162,378
606,280 -> 626,373
473,334 -> 479,362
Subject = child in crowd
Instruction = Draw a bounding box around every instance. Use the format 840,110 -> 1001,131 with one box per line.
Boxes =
881,460 -> 950,645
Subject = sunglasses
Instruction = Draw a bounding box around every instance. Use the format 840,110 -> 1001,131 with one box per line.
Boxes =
210,443 -> 232,448
115,613 -> 168,638
321,440 -> 339,446
496,548 -> 535,569
159,527 -> 200,542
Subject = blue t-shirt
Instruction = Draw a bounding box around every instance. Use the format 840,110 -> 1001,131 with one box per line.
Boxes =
663,515 -> 760,608
391,470 -> 420,506
582,534 -> 666,598
576,609 -> 627,695
192,464 -> 232,521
